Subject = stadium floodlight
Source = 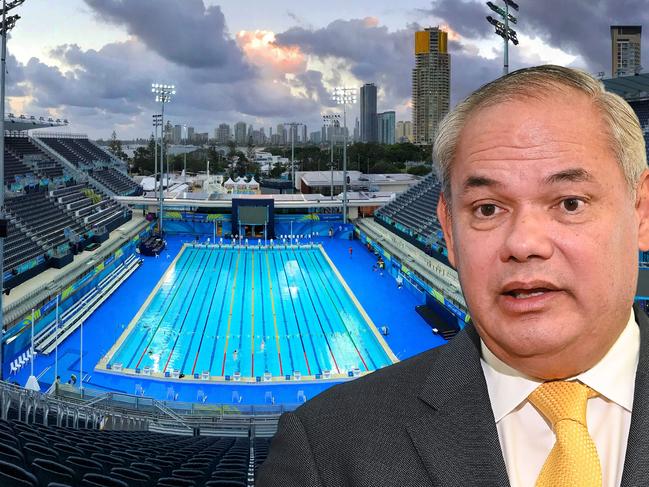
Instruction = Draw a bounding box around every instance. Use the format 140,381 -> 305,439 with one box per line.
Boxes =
485,0 -> 519,75
152,114 -> 162,194
151,83 -> 175,235
0,0 -> 26,381
322,114 -> 341,200
332,87 -> 357,224
486,2 -> 516,23
504,0 -> 519,10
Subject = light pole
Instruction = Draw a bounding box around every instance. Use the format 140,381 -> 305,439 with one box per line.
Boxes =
283,122 -> 303,191
152,114 -> 161,194
486,0 -> 519,76
151,83 -> 175,235
322,114 -> 340,200
0,0 -> 24,381
333,87 -> 356,224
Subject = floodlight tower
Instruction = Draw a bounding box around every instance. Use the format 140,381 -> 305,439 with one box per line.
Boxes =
486,0 -> 519,76
0,0 -> 25,381
152,114 -> 162,192
322,114 -> 341,200
283,122 -> 304,189
333,87 -> 356,224
151,83 -> 175,235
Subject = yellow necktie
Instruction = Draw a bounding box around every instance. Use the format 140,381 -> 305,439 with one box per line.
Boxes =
528,381 -> 602,487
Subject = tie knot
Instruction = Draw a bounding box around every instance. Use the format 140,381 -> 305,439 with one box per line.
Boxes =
528,381 -> 596,428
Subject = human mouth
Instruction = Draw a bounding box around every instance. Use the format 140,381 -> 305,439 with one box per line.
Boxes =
499,281 -> 563,311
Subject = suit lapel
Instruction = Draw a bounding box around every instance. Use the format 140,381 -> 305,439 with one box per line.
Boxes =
620,305 -> 649,487
406,326 -> 511,487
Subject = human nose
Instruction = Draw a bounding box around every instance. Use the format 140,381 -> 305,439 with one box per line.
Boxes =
500,206 -> 554,263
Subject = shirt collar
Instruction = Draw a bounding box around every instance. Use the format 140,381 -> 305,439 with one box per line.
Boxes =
480,309 -> 639,422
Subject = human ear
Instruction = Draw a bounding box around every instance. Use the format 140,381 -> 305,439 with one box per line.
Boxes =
636,169 -> 649,251
437,193 -> 457,268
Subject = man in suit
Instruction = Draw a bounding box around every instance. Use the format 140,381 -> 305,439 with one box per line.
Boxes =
256,65 -> 649,487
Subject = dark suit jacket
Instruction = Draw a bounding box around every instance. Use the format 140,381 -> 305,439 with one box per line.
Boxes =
256,305 -> 649,486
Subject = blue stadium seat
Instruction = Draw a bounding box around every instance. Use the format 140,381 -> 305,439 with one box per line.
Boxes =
0,459 -> 38,487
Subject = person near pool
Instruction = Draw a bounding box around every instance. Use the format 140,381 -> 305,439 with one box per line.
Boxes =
257,65 -> 649,487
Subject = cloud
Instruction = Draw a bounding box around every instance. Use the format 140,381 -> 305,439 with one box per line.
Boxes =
237,30 -> 307,75
83,0 -> 253,80
275,18 -> 417,115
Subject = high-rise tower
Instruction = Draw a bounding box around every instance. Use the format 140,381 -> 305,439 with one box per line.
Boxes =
611,26 -> 642,77
412,27 -> 450,145
360,83 -> 378,143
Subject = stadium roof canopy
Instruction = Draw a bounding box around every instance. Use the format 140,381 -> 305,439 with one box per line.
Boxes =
5,114 -> 68,132
603,73 -> 649,102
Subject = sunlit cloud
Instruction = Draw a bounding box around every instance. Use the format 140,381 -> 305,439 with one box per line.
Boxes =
237,30 -> 306,75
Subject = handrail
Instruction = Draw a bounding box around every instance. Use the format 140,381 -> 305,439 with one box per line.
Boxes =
152,399 -> 192,430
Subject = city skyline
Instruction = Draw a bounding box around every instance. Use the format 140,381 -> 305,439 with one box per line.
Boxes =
5,0 -> 649,139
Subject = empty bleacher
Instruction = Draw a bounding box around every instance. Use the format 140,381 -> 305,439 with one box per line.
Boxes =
92,168 -> 143,196
51,183 -> 132,233
38,138 -> 88,167
0,414 -> 264,486
5,137 -> 66,180
375,173 -> 447,256
3,150 -> 33,185
4,221 -> 46,274
5,191 -> 88,251
67,138 -> 114,164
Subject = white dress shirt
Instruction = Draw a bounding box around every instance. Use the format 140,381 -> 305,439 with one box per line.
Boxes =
480,310 -> 639,487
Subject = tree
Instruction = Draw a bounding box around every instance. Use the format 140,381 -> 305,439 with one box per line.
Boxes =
107,130 -> 128,161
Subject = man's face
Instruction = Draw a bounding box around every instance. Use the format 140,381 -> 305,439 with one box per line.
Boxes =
437,89 -> 649,379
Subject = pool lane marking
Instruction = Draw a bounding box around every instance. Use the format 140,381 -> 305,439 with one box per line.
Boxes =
277,249 -> 312,376
316,244 -> 397,363
294,249 -> 340,374
179,247 -> 223,372
221,247 -> 241,376
286,249 -> 322,375
270,251 -> 298,374
250,249 -> 255,377
162,249 -> 213,373
133,246 -> 201,370
306,248 -> 369,371
265,251 -> 283,376
188,248 -> 228,375
122,245 -> 194,368
207,250 -> 235,374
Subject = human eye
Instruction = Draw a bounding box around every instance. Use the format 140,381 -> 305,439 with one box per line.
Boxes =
472,203 -> 503,219
558,197 -> 586,213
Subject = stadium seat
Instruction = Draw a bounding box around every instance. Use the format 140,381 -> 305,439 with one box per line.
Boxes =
0,459 -> 38,487
80,473 -> 128,487
109,467 -> 150,486
172,468 -> 205,483
65,456 -> 104,483
31,458 -> 75,486
156,477 -> 197,487
53,442 -> 85,461
22,442 -> 58,464
90,453 -> 126,473
130,462 -> 162,482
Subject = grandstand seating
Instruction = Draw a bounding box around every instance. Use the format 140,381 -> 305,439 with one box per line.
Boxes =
39,137 -> 114,167
6,137 -> 66,180
0,415 -> 265,486
3,149 -> 33,184
375,173 -> 447,256
68,138 -> 114,164
92,168 -> 143,196
5,191 -> 89,251
4,220 -> 46,274
51,183 -> 132,234
630,100 -> 649,162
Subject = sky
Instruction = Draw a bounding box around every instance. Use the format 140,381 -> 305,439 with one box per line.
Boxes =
4,0 -> 649,140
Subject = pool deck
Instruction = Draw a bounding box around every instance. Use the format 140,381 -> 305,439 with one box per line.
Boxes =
10,233 -> 446,405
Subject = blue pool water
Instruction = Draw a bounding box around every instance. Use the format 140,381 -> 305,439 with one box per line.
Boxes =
106,244 -> 395,381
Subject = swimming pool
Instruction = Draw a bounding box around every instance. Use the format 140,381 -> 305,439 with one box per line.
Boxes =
99,243 -> 397,382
